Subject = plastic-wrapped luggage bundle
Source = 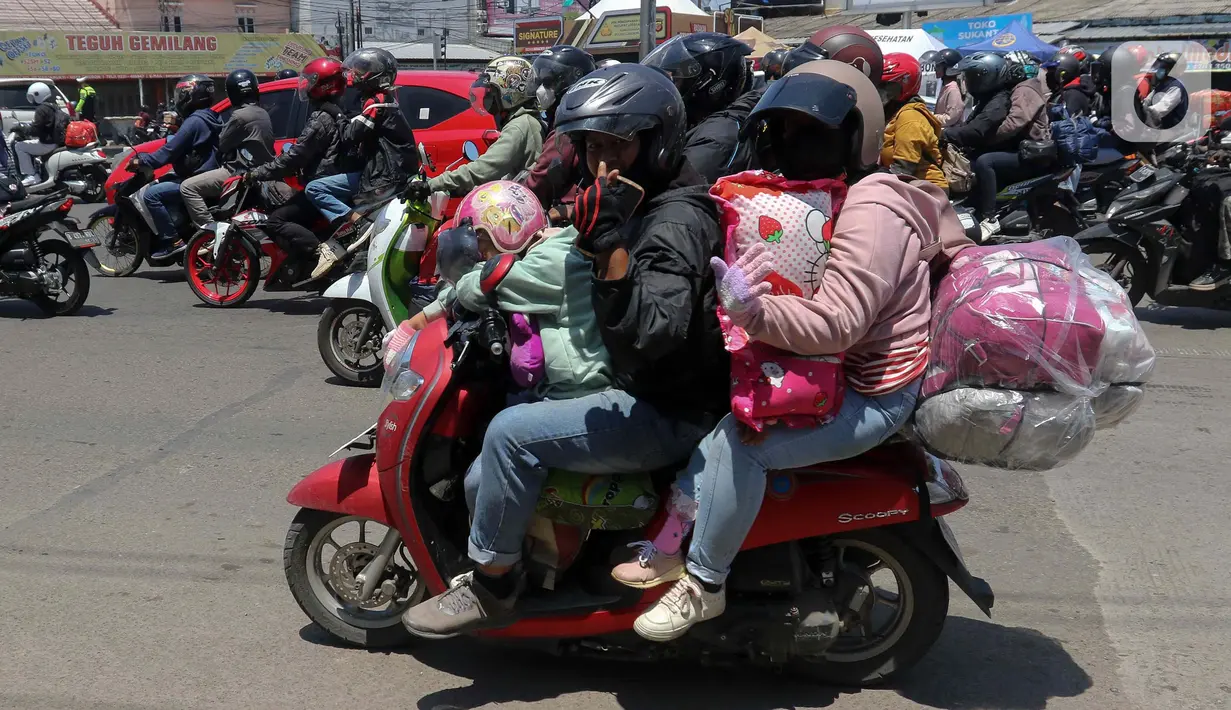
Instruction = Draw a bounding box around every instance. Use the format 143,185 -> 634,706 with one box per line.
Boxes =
913,237 -> 1154,470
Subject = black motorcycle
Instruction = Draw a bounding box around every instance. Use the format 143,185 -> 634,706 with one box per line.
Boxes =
1074,142 -> 1217,307
0,177 -> 97,316
955,163 -> 1089,243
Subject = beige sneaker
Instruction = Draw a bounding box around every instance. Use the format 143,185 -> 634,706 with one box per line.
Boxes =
633,574 -> 725,642
310,239 -> 344,279
611,541 -> 685,589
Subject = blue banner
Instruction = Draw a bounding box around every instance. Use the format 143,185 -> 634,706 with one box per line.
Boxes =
922,13 -> 1032,48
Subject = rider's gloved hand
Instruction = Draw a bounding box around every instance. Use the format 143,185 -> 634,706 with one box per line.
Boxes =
573,161 -> 644,256
711,242 -> 775,329
406,177 -> 431,201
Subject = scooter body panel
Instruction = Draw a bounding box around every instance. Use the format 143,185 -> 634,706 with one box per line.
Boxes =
323,271 -> 372,303
285,453 -> 395,526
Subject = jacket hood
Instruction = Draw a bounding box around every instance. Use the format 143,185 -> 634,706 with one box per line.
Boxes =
709,88 -> 764,124
895,97 -> 941,131
850,172 -> 971,264
1064,76 -> 1097,98
194,108 -> 225,129
1017,75 -> 1047,100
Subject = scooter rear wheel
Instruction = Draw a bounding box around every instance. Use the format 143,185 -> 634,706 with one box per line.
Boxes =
184,230 -> 260,307
31,237 -> 91,317
789,528 -> 949,686
1082,238 -> 1148,306
284,509 -> 425,648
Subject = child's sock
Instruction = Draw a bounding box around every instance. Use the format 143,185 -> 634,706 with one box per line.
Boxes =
650,484 -> 698,556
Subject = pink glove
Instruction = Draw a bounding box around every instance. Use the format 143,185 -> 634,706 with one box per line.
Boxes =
711,242 -> 774,328
383,321 -> 417,372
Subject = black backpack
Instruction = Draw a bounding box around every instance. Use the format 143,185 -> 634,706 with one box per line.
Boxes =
53,109 -> 71,145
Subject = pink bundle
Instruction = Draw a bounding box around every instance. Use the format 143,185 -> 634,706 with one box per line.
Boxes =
710,170 -> 848,431
924,237 -> 1154,398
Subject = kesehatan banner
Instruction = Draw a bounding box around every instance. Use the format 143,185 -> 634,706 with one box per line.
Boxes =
0,31 -> 326,80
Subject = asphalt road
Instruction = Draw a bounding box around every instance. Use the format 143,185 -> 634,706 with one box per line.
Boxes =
0,205 -> 1228,710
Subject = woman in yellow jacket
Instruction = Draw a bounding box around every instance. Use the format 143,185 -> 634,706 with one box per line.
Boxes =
879,52 -> 948,193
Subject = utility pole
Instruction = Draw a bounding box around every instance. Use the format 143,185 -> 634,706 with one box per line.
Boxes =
336,11 -> 345,56
639,0 -> 654,59
356,0 -> 364,48
347,0 -> 357,54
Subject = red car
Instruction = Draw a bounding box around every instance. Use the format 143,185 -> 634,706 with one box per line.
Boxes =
104,71 -> 496,204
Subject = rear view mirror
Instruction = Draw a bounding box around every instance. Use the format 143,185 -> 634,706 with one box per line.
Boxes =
462,141 -> 480,162
417,142 -> 436,172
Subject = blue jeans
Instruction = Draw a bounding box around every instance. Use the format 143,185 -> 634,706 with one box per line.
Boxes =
679,379 -> 922,586
464,390 -> 709,567
144,178 -> 184,242
304,172 -> 361,223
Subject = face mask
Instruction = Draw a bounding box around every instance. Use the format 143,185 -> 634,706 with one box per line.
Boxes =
536,85 -> 556,112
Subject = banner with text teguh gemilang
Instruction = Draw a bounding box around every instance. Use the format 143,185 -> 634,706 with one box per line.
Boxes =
0,31 -> 326,80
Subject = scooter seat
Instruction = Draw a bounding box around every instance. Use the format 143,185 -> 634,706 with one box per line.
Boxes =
1086,148 -> 1125,167
5,192 -> 66,212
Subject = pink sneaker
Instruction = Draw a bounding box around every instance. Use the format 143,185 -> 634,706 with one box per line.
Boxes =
610,541 -> 686,589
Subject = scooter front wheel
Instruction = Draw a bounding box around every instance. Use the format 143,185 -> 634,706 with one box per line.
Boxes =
88,214 -> 144,277
184,230 -> 260,307
318,300 -> 387,386
284,509 -> 425,648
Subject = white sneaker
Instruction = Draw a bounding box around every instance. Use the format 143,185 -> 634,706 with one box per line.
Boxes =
20,176 -> 38,187
632,573 -> 725,642
978,218 -> 1001,241
310,239 -> 344,280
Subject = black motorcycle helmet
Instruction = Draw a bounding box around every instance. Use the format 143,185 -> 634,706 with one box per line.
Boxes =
642,32 -> 751,124
761,48 -> 787,81
277,69 -> 299,80
956,52 -> 1010,96
1150,52 -> 1182,84
934,48 -> 963,79
1090,43 -> 1118,89
343,47 -> 399,95
530,45 -> 596,116
172,74 -> 215,115
1043,52 -> 1082,90
782,42 -> 827,75
553,63 -> 687,185
225,69 -> 260,107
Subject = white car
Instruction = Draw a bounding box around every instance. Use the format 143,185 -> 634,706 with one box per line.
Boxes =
1,78 -> 74,174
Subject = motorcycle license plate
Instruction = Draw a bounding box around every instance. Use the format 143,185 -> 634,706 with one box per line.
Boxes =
937,518 -> 966,567
1130,164 -> 1156,183
329,423 -> 377,458
65,230 -> 100,248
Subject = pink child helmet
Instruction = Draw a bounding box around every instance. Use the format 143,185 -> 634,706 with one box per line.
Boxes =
454,180 -> 547,254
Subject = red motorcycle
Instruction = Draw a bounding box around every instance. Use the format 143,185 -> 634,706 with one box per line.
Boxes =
283,308 -> 993,686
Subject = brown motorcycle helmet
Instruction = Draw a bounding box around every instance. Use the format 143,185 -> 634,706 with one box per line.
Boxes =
805,25 -> 884,83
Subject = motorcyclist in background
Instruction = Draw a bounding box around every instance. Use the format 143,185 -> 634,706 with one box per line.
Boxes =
520,45 -> 596,215
277,69 -> 299,80
879,52 -> 947,191
932,47 -> 966,127
1136,51 -> 1188,131
941,52 -> 1014,239
131,74 -> 223,259
14,82 -> 67,186
179,69 -> 275,235
247,57 -> 348,278
307,47 -> 418,279
414,56 -> 543,199
642,32 -> 759,183
761,48 -> 787,83
1044,47 -> 1097,117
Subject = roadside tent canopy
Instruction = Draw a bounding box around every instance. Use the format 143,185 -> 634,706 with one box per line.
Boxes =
868,29 -> 948,60
734,27 -> 788,58
957,19 -> 1059,61
578,0 -> 708,19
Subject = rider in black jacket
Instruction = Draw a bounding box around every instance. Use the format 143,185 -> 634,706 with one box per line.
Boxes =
643,33 -> 757,183
249,57 -> 348,272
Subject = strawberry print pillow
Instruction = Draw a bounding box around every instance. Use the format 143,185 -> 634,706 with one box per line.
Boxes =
709,170 -> 848,431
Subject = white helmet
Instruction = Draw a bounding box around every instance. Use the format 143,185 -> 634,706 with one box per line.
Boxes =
27,82 -> 52,105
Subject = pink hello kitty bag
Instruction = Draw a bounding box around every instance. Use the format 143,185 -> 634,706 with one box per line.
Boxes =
710,170 -> 848,432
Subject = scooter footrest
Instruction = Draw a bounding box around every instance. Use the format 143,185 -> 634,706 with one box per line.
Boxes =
515,589 -> 622,618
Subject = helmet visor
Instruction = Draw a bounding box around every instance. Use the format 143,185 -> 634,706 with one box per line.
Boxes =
436,219 -> 484,285
554,113 -> 659,143
296,75 -> 316,102
641,40 -> 702,89
529,58 -> 574,111
745,72 -> 858,136
469,75 -> 501,116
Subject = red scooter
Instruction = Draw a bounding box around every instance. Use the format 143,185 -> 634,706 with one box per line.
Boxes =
283,307 -> 993,686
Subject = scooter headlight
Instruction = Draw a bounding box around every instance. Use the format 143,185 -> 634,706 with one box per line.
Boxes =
380,331 -> 424,409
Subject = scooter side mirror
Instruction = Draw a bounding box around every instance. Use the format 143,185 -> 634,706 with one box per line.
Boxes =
462,141 -> 480,162
418,142 -> 437,173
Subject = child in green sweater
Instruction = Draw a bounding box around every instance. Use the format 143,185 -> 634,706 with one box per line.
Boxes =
389,180 -> 612,400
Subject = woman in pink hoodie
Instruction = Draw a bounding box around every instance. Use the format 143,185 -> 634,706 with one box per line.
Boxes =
614,59 -> 974,642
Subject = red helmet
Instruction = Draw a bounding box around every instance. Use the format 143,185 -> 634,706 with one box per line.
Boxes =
807,25 -> 884,84
881,52 -> 920,102
298,57 -> 346,102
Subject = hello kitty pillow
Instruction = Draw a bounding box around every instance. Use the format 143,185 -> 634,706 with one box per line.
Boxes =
710,170 -> 848,431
